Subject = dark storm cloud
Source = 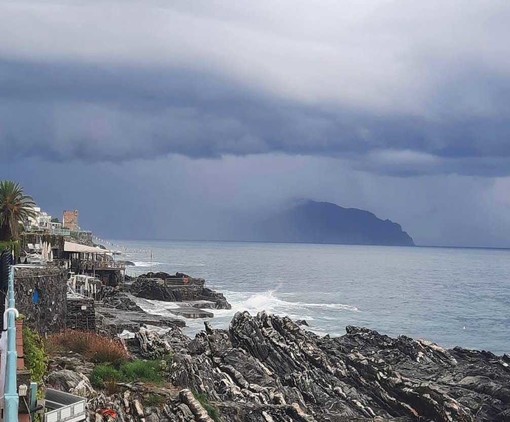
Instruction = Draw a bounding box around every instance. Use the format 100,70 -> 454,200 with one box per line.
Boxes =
1,1 -> 510,176
2,58 -> 510,176
2,0 -> 510,248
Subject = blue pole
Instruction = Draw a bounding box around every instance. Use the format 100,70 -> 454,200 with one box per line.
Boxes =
4,261 -> 19,422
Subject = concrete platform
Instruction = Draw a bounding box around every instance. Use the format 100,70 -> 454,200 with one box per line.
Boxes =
96,306 -> 185,333
168,307 -> 214,319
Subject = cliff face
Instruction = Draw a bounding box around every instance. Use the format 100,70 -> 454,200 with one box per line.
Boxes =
256,201 -> 415,246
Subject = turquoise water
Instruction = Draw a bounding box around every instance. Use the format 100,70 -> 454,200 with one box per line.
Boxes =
118,240 -> 510,355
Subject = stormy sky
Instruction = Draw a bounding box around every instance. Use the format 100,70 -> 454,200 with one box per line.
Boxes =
2,1 -> 510,247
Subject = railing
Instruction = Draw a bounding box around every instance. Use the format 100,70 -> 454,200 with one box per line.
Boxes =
44,389 -> 87,422
1,251 -> 19,422
95,260 -> 125,270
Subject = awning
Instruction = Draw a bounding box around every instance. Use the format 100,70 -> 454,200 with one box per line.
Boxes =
64,241 -> 111,254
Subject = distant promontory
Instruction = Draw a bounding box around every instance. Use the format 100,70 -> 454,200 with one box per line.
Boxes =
251,200 -> 415,246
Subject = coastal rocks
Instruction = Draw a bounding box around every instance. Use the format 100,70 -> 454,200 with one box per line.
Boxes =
46,369 -> 96,398
96,306 -> 185,335
130,273 -> 231,310
164,311 -> 510,421
168,307 -> 214,319
100,291 -> 144,312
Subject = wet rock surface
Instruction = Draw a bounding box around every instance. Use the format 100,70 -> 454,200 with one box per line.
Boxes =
129,272 -> 231,310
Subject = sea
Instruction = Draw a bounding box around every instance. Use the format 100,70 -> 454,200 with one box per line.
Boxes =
112,240 -> 509,355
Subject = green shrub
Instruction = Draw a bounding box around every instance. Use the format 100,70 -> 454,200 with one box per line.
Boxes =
91,360 -> 164,389
23,326 -> 48,384
90,365 -> 122,388
194,392 -> 221,422
120,360 -> 162,384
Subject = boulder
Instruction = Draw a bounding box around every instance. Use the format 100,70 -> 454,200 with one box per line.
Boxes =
130,274 -> 231,309
46,369 -> 96,398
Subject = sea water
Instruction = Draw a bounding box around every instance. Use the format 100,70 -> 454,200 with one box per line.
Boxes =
117,240 -> 509,355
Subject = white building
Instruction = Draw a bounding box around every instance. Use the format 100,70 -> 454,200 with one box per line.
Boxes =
26,207 -> 52,231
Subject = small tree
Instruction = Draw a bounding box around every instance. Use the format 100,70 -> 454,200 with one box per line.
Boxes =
0,181 -> 36,241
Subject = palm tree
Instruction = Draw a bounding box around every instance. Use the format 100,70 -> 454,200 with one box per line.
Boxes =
0,181 -> 36,241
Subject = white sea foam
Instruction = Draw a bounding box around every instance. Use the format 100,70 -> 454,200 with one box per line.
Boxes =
221,290 -> 359,320
130,288 -> 358,338
132,261 -> 166,267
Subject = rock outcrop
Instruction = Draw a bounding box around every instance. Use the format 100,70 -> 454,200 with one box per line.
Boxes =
46,369 -> 96,398
129,272 -> 231,310
160,312 -> 510,421
48,312 -> 510,421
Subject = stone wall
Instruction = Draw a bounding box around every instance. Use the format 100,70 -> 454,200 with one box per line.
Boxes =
14,266 -> 68,335
66,297 -> 96,331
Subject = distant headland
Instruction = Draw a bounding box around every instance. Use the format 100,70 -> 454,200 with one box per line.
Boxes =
249,200 -> 415,246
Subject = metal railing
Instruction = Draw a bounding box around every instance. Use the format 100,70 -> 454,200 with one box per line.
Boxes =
1,251 -> 19,422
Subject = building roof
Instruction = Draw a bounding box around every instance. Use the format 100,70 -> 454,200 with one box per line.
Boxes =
64,241 -> 111,254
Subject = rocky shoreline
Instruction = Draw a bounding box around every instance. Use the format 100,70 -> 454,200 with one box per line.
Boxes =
48,311 -> 510,422
95,272 -> 231,333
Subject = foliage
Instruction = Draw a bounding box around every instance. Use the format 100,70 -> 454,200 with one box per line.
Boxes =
46,330 -> 129,365
90,360 -> 164,388
23,326 -> 49,384
120,360 -> 163,383
0,181 -> 36,241
90,365 -> 122,388
194,392 -> 221,422
0,240 -> 20,256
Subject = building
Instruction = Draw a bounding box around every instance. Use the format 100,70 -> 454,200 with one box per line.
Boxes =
26,207 -> 52,231
62,210 -> 79,231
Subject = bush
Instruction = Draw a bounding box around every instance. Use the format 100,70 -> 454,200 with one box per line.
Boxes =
23,326 -> 48,384
47,331 -> 129,365
120,360 -> 162,384
91,360 -> 164,389
90,365 -> 122,388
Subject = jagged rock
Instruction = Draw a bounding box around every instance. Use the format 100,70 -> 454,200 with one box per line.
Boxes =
47,312 -> 510,421
49,353 -> 95,375
131,326 -> 173,360
165,311 -> 510,421
130,273 -> 231,309
46,369 -> 96,398
101,291 -> 144,312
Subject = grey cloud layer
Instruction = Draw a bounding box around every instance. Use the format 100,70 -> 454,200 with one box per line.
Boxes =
1,58 -> 510,176
1,1 -> 510,177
